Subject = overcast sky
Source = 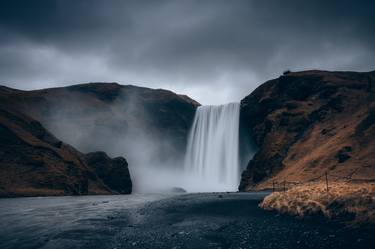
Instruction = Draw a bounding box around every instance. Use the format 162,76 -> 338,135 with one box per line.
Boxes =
0,0 -> 374,104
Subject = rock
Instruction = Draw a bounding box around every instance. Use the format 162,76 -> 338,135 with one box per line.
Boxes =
335,146 -> 352,163
0,107 -> 132,197
239,70 -> 375,191
85,152 -> 132,194
170,187 -> 187,193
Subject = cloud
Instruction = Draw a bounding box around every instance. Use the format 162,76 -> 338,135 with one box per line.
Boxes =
0,0 -> 374,104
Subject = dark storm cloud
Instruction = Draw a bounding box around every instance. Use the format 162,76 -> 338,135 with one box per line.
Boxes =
0,0 -> 374,104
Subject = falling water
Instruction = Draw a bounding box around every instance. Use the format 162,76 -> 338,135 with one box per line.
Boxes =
184,103 -> 240,192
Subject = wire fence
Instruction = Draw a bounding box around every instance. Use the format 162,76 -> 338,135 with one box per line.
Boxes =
271,171 -> 375,193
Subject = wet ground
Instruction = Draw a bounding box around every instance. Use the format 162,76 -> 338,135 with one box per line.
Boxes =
0,192 -> 374,249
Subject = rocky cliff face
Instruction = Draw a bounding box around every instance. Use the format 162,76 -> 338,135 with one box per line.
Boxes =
0,106 -> 132,197
0,83 -> 199,166
239,70 -> 375,191
85,152 -> 132,194
0,82 -> 197,196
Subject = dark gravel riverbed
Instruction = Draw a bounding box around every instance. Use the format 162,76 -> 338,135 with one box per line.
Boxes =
0,192 -> 374,249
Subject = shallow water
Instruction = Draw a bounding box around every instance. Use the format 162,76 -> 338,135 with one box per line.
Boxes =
0,193 -> 172,249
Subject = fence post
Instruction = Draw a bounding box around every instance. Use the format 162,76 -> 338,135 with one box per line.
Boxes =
325,172 -> 329,193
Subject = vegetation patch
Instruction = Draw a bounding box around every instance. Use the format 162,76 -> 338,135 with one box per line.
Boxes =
260,182 -> 375,226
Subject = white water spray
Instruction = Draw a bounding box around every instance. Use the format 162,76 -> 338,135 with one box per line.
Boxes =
184,103 -> 240,192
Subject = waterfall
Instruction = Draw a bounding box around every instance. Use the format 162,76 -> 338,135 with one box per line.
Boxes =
184,103 -> 240,192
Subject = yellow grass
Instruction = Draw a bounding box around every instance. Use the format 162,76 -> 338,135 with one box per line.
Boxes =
260,182 -> 375,225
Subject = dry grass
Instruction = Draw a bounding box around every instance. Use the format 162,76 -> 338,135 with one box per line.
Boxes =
260,182 -> 375,226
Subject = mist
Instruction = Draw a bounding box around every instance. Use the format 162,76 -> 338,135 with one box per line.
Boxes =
37,85 -> 194,193
31,83 -> 256,193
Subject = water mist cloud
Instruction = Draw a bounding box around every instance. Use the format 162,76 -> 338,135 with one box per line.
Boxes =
37,86 -> 192,193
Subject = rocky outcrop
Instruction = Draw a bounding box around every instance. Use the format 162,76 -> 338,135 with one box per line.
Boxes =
239,70 -> 375,191
0,106 -> 132,197
85,152 -> 132,194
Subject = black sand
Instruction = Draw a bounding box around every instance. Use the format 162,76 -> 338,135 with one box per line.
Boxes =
0,192 -> 374,249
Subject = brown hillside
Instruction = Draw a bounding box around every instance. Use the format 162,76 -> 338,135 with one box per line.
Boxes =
239,70 -> 375,190
0,83 -> 199,164
0,106 -> 132,197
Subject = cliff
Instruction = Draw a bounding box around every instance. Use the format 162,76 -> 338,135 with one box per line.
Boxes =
0,83 -> 199,165
0,106 -> 132,197
239,70 -> 375,190
0,82 -> 198,196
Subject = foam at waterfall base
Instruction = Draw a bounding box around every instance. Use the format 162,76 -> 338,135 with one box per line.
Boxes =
131,165 -> 237,193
